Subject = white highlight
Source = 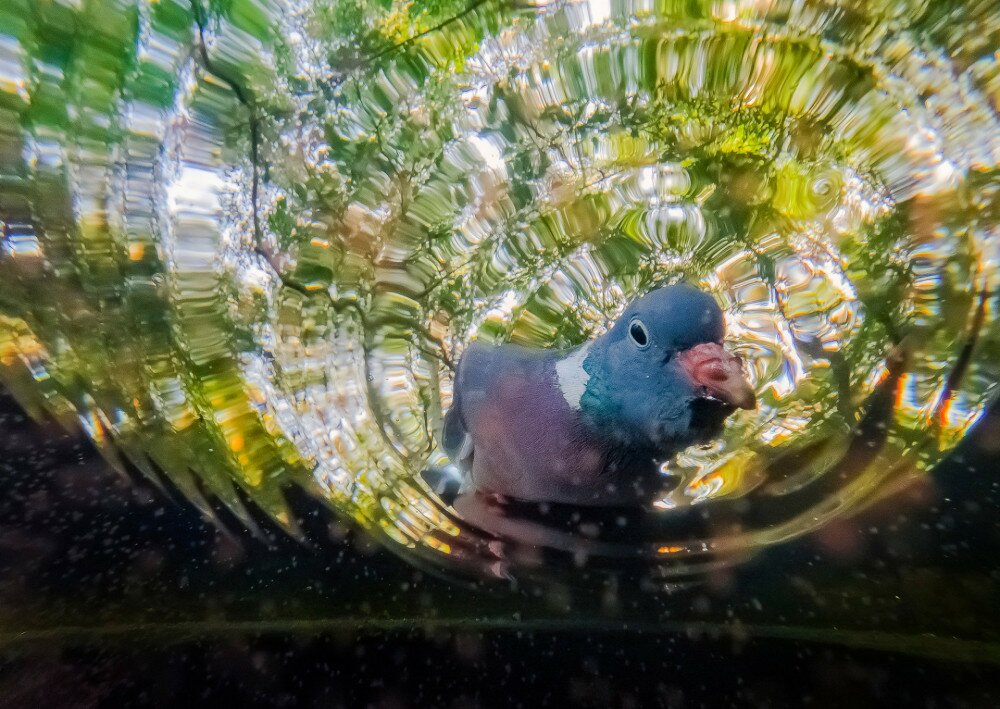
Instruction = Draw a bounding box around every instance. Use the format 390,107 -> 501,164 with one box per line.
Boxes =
555,342 -> 592,410
469,135 -> 505,171
167,166 -> 223,214
456,432 -> 474,464
586,0 -> 611,26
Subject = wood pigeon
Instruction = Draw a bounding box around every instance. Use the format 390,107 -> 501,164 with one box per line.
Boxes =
429,283 -> 756,505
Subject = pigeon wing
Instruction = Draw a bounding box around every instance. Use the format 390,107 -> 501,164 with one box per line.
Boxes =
442,342 -> 499,471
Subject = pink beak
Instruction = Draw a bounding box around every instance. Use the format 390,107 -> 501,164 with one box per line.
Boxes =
676,342 -> 756,410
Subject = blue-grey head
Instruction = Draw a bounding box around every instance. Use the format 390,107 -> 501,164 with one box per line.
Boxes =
558,283 -> 756,452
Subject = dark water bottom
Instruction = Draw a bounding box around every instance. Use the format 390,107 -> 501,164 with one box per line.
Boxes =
2,388 -> 1000,706
2,632 -> 1000,708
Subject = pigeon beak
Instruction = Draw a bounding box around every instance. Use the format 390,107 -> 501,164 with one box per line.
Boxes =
677,342 -> 756,410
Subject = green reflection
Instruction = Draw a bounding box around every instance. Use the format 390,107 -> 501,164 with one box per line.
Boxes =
0,0 -> 998,582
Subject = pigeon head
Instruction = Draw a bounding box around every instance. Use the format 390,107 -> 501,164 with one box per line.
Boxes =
572,283 -> 755,451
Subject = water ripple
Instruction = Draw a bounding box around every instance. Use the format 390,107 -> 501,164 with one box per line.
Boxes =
0,0 -> 998,584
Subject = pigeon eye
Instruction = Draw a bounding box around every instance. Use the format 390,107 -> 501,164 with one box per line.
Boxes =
628,319 -> 649,348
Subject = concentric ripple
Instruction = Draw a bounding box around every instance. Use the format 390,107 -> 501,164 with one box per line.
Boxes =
1,0 -> 999,583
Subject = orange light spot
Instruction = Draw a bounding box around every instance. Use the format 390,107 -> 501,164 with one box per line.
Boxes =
894,373 -> 909,410
938,395 -> 953,427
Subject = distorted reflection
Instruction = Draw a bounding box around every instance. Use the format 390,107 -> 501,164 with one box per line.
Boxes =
0,0 -> 998,583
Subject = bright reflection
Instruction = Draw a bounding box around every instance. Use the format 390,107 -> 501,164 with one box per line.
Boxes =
0,0 -> 997,584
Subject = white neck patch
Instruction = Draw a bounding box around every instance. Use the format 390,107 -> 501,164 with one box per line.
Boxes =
555,342 -> 591,410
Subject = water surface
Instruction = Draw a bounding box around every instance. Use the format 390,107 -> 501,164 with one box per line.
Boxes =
0,0 -> 998,585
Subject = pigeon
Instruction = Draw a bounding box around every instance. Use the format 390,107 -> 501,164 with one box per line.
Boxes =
430,283 -> 756,505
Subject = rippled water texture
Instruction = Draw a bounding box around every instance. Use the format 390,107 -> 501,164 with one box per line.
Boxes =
1,0 -> 999,583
